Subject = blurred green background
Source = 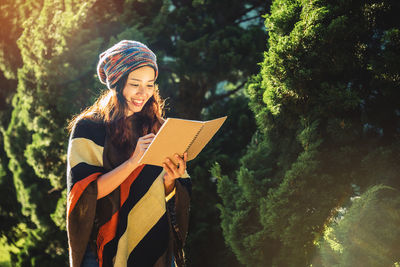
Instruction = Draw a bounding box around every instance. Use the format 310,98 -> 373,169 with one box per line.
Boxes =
0,0 -> 399,266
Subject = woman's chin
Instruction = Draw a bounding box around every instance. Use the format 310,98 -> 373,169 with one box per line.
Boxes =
126,107 -> 143,116
133,106 -> 144,113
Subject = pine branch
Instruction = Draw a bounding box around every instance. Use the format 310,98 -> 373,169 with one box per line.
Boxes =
204,80 -> 247,107
235,14 -> 262,25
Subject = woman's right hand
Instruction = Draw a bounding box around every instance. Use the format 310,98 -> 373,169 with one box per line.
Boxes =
129,133 -> 155,165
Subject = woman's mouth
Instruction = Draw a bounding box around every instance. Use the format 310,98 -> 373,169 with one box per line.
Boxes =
131,99 -> 144,107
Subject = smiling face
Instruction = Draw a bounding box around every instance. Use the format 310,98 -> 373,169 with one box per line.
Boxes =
122,66 -> 156,116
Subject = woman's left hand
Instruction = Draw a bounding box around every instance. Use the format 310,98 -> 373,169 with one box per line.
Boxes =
163,152 -> 187,194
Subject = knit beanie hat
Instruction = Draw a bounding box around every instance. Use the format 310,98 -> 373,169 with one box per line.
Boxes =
97,40 -> 158,90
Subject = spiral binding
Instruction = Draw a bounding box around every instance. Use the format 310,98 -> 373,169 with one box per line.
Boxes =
184,124 -> 204,155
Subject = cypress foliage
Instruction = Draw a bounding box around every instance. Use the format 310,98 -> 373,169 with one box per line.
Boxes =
319,185 -> 400,266
216,0 -> 400,266
3,1 -> 101,264
156,2 -> 270,265
1,0 -> 269,265
0,0 -> 41,80
187,93 -> 257,267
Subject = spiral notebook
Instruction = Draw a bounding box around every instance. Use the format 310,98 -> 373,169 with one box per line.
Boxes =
138,116 -> 227,166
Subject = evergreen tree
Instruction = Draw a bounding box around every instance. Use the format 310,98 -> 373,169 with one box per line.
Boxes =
318,185 -> 400,267
186,92 -> 257,267
152,1 -> 270,265
2,0 -> 117,264
1,0 -> 269,265
154,0 -> 270,119
0,0 -> 43,80
0,0 -> 44,260
0,120 -> 24,247
216,0 -> 400,266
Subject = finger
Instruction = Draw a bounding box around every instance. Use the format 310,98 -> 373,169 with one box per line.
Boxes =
141,133 -> 155,139
165,158 -> 177,170
140,138 -> 154,145
165,158 -> 180,177
140,143 -> 150,150
139,138 -> 154,144
180,152 -> 188,171
181,158 -> 187,175
175,154 -> 184,164
163,171 -> 170,180
175,154 -> 186,175
163,162 -> 175,179
138,136 -> 154,145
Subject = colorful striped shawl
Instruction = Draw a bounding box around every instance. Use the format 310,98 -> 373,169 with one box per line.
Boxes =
67,118 -> 191,267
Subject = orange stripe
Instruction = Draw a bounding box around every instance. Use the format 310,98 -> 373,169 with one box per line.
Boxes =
96,165 -> 145,267
67,172 -> 102,217
97,211 -> 118,267
120,164 -> 145,207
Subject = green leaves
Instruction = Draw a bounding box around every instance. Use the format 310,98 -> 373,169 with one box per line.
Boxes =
217,0 -> 400,265
1,0 -> 269,265
319,185 -> 400,266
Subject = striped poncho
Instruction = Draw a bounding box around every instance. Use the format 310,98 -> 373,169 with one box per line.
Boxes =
66,118 -> 191,267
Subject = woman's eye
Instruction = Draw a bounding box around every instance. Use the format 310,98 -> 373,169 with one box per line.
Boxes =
147,84 -> 154,88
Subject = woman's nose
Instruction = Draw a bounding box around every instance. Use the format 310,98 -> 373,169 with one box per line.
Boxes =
136,85 -> 145,94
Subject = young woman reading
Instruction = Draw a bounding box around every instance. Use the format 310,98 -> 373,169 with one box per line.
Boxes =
66,40 -> 191,267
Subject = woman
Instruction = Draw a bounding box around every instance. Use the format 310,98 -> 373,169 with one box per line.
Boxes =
66,40 -> 191,267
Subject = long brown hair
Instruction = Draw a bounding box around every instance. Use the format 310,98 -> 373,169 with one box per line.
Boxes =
68,72 -> 165,152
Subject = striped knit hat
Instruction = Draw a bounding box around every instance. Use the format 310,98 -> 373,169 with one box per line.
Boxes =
97,40 -> 158,89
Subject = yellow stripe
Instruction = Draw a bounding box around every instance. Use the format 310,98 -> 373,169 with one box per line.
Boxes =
165,187 -> 176,202
68,138 -> 103,169
114,171 -> 166,267
164,170 -> 190,201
